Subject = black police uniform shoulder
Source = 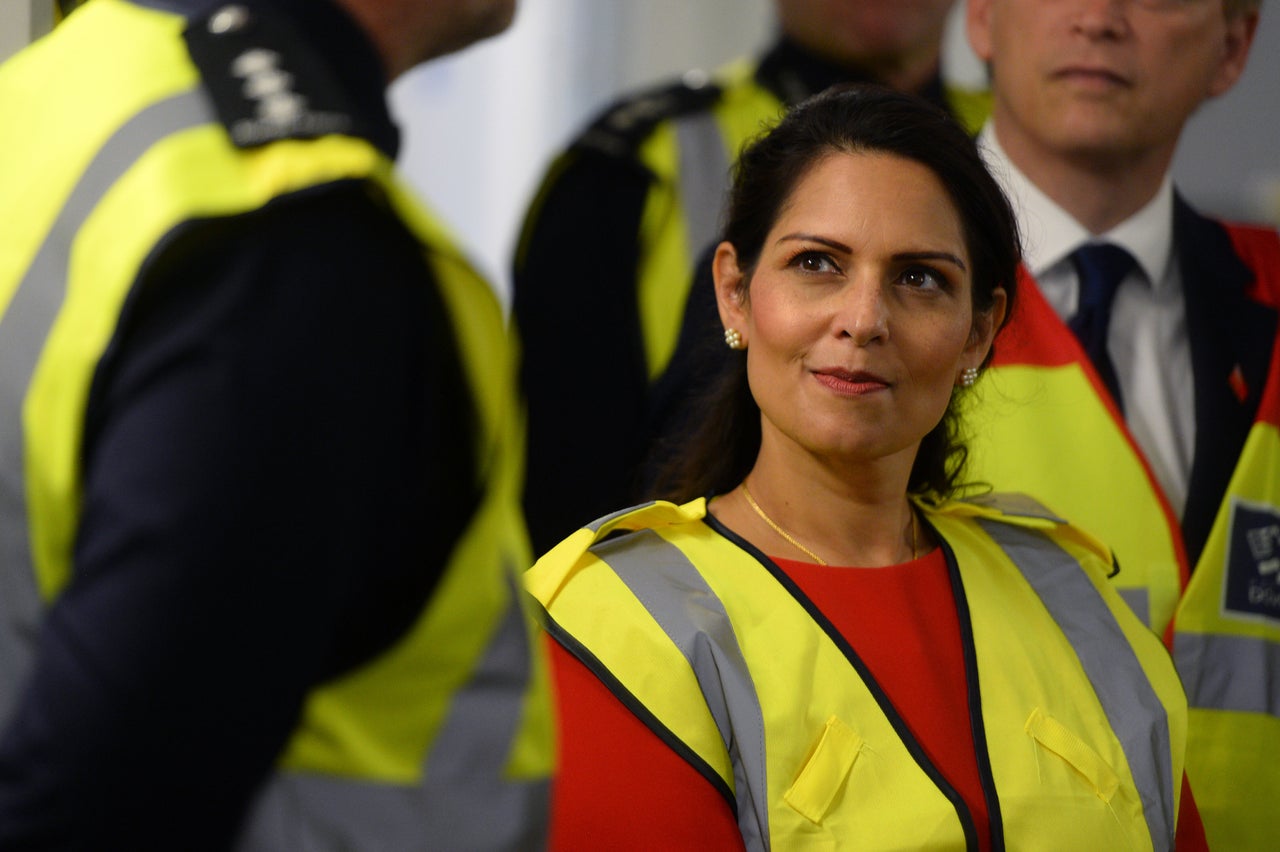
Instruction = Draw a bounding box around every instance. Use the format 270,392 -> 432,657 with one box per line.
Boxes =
576,74 -> 725,160
183,3 -> 369,149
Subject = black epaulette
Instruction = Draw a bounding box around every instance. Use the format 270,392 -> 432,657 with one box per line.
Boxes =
576,74 -> 725,159
183,4 -> 369,149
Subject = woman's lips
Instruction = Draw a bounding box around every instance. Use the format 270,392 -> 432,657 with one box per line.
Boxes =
812,368 -> 889,395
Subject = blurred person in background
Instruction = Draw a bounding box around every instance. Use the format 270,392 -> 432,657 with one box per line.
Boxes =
964,0 -> 1276,847
0,0 -> 552,847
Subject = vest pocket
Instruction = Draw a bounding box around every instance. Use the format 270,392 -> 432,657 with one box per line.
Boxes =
784,715 -> 864,825
1024,707 -> 1120,803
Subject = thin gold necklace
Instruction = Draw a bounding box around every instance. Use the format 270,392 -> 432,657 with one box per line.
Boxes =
740,482 -> 918,565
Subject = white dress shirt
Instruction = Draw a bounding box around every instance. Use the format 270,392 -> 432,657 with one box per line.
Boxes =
977,125 -> 1195,516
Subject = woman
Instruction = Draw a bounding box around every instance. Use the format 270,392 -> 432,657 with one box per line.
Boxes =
526,86 -> 1196,851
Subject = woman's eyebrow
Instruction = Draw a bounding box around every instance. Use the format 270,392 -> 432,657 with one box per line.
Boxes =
774,232 -> 852,253
775,234 -> 968,273
893,251 -> 967,272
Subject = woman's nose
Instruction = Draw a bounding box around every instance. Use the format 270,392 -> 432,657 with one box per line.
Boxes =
837,278 -> 889,345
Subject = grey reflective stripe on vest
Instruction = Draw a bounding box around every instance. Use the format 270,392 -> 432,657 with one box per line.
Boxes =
586,500 -> 657,534
673,111 -> 731,260
979,520 -> 1175,851
1119,588 -> 1151,627
961,491 -> 1066,524
239,570 -> 547,851
593,528 -> 771,852
1175,630 -> 1280,716
420,566 -> 548,849
0,89 -> 214,730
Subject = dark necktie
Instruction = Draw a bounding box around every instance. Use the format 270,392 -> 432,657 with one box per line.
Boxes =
1068,243 -> 1135,411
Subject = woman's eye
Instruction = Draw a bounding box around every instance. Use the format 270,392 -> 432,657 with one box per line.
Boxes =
792,251 -> 838,274
901,266 -> 944,290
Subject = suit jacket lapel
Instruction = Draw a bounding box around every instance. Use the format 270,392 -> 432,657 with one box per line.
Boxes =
1177,194 -> 1278,566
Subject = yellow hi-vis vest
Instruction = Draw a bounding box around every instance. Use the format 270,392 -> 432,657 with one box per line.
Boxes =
517,60 -> 990,386
528,496 -> 1186,851
1170,226 -> 1280,852
965,228 -> 1280,850
0,1 -> 552,847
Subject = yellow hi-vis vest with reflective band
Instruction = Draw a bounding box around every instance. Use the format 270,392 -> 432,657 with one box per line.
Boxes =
964,268 -> 1188,635
966,230 -> 1280,851
528,496 -> 1186,852
520,59 -> 990,385
0,1 -> 552,847
1169,226 -> 1280,852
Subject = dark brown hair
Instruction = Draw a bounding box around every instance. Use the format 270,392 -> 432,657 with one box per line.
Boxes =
654,83 -> 1021,503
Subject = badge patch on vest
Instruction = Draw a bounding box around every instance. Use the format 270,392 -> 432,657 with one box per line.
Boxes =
1223,498 -> 1280,623
184,4 -> 359,148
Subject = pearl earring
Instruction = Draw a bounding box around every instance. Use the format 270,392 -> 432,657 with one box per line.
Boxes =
724,328 -> 745,350
959,366 -> 980,387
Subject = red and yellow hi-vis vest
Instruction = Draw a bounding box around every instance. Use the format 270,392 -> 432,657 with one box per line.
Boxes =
529,496 -> 1186,851
966,224 -> 1280,851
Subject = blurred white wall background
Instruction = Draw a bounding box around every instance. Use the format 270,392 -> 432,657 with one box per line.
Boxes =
1171,6 -> 1280,227
392,0 -> 1279,307
389,0 -> 773,306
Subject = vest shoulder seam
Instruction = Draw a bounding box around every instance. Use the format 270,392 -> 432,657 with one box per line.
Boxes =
575,78 -> 726,159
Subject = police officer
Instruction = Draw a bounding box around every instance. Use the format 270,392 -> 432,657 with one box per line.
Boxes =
0,0 -> 552,847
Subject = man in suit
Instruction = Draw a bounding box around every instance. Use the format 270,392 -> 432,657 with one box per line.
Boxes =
964,1 -> 1276,847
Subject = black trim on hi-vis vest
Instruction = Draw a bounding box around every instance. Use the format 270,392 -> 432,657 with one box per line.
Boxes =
928,515 -> 1006,852
183,3 -> 369,149
704,514 -> 984,852
576,78 -> 725,161
541,612 -> 739,815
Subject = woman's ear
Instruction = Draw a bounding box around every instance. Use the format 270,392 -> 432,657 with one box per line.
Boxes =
965,286 -> 1008,364
713,241 -> 749,337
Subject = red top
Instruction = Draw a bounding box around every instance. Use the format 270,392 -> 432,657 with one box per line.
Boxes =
778,549 -> 992,851
545,546 -> 1206,850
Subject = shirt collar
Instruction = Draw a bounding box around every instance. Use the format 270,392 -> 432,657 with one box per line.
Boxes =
977,123 -> 1174,289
